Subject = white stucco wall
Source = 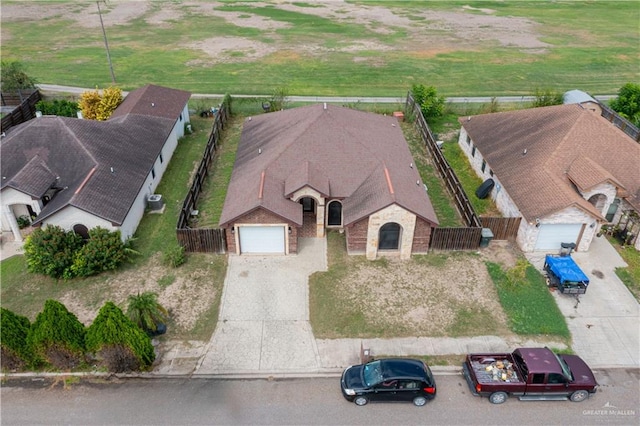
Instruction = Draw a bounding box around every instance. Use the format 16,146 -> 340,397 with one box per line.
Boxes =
366,204 -> 416,260
43,205 -> 117,234
517,207 -> 595,252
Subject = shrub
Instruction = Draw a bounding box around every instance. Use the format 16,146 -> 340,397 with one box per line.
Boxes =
126,292 -> 169,335
532,88 -> 563,107
411,84 -> 445,118
70,228 -> 133,277
35,99 -> 79,117
0,308 -> 33,371
86,302 -> 155,371
78,88 -> 102,120
23,225 -> 84,279
16,215 -> 31,229
27,300 -> 86,370
0,60 -> 37,90
96,86 -> 123,121
163,244 -> 185,268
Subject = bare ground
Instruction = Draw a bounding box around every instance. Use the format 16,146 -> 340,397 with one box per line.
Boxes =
2,0 -> 549,65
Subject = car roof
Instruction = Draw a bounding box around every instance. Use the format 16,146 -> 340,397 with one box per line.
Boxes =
380,358 -> 427,379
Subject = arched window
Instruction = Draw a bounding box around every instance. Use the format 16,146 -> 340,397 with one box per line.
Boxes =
73,224 -> 89,240
327,201 -> 342,226
379,223 -> 401,250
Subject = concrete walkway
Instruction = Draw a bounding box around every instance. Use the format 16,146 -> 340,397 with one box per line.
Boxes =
0,232 -> 23,261
525,236 -> 639,368
155,238 -> 577,378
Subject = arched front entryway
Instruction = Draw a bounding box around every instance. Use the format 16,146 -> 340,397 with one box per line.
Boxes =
379,222 -> 401,250
588,193 -> 607,214
327,200 -> 342,226
299,197 -> 317,237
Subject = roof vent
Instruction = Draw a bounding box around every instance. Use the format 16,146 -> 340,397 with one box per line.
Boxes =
258,148 -> 262,154
36,111 -> 42,118
324,102 -> 327,110
523,149 -> 528,155
151,102 -> 155,107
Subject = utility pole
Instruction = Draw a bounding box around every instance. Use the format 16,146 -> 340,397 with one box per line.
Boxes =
97,1 -> 116,84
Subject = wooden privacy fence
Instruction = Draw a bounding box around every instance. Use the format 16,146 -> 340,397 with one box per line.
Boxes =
406,93 -> 482,229
429,227 -> 483,251
406,92 -> 521,249
480,217 -> 522,240
176,228 -> 226,253
176,95 -> 230,253
1,90 -> 41,132
600,103 -> 639,142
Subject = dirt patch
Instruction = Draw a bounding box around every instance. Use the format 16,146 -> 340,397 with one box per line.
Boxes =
58,253 -> 218,333
341,254 -> 511,337
2,1 -> 550,60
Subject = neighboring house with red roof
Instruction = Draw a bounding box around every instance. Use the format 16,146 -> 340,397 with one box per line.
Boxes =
220,103 -> 439,259
1,84 -> 191,242
458,103 -> 640,252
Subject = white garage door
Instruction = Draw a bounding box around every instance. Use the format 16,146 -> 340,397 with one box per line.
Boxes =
239,226 -> 285,254
534,223 -> 583,251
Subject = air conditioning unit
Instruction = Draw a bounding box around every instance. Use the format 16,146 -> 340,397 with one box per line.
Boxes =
147,194 -> 164,210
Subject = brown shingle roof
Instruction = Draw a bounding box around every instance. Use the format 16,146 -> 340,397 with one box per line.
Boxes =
1,85 -> 191,226
459,104 -> 640,221
220,104 -> 438,227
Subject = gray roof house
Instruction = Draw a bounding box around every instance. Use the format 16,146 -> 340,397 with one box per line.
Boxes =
1,84 -> 191,242
458,103 -> 640,252
220,103 -> 438,259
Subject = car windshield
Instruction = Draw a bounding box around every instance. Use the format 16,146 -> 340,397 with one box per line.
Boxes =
362,360 -> 384,387
553,352 -> 574,382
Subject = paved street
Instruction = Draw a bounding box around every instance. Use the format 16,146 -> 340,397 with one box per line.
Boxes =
2,369 -> 638,426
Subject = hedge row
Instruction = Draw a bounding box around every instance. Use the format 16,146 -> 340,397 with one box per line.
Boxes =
1,300 -> 155,373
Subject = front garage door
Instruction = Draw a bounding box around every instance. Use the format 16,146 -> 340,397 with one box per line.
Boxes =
534,223 -> 583,251
239,226 -> 285,254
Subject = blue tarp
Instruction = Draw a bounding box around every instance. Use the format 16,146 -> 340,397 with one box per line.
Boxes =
545,255 -> 590,285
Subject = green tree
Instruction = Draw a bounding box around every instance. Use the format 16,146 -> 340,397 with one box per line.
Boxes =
86,302 -> 155,372
27,300 -> 86,370
23,225 -> 84,279
0,60 -> 37,91
411,84 -> 445,118
610,83 -> 640,127
126,292 -> 169,335
0,308 -> 34,371
532,88 -> 563,107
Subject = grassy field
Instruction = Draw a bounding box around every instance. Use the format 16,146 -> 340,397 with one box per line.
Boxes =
1,1 -> 637,96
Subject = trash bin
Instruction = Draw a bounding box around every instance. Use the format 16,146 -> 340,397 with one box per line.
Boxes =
480,228 -> 494,248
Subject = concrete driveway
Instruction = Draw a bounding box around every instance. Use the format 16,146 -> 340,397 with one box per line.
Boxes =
526,236 -> 639,368
196,238 -> 329,375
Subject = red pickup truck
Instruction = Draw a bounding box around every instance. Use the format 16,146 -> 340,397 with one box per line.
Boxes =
462,347 -> 598,404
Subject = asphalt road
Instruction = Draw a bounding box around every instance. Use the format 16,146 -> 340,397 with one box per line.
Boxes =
2,369 -> 637,425
36,84 -> 616,104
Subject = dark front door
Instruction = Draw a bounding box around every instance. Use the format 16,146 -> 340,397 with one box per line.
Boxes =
379,223 -> 400,250
301,197 -> 315,213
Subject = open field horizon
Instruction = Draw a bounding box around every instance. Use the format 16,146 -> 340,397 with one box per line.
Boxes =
1,0 -> 638,97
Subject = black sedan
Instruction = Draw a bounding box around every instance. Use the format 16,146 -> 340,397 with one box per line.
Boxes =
340,358 -> 436,406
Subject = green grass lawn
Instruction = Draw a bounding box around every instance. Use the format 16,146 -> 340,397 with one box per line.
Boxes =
2,1 -> 637,96
486,261 -> 571,341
